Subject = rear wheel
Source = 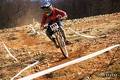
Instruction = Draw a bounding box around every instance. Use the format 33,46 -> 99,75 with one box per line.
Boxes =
55,31 -> 69,58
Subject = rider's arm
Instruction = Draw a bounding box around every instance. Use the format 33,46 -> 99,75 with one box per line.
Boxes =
55,8 -> 68,20
41,14 -> 47,29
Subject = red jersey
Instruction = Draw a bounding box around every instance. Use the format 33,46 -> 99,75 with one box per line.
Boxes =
41,7 -> 67,26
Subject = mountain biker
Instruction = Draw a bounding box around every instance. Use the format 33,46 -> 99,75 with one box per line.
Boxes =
40,2 -> 71,48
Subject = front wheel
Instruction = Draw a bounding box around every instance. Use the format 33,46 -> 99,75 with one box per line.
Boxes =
55,31 -> 69,58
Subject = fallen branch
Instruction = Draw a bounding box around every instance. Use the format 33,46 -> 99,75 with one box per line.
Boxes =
2,42 -> 18,62
28,24 -> 46,36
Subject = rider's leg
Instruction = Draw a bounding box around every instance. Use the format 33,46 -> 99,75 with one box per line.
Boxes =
46,27 -> 59,48
57,21 -> 71,45
57,21 -> 66,40
59,26 -> 66,41
46,27 -> 55,42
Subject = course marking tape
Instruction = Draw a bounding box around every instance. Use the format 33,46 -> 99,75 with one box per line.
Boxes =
18,44 -> 120,80
69,27 -> 96,38
11,61 -> 39,80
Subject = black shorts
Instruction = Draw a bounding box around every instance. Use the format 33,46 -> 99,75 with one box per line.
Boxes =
46,21 -> 63,36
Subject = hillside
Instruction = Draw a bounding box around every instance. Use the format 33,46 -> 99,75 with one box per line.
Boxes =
0,13 -> 120,80
56,0 -> 120,18
1,0 -> 120,27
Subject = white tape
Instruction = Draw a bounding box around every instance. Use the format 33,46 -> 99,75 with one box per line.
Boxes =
11,61 -> 39,80
69,27 -> 96,38
2,42 -> 18,62
18,44 -> 120,80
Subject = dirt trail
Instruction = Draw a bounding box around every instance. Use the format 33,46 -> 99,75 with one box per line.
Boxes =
0,13 -> 120,80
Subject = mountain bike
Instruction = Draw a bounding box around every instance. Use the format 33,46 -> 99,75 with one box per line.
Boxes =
47,22 -> 69,58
